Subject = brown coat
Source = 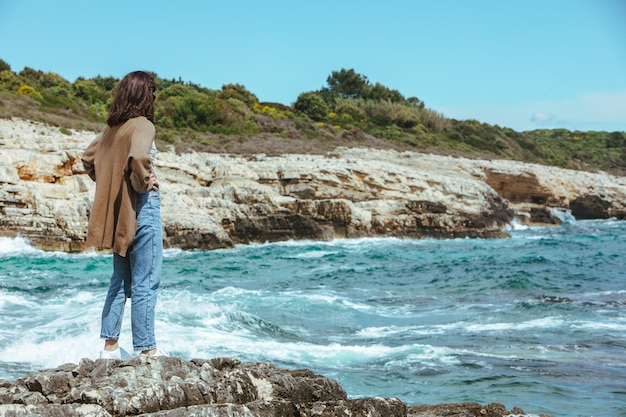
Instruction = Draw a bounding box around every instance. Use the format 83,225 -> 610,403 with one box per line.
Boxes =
81,116 -> 156,256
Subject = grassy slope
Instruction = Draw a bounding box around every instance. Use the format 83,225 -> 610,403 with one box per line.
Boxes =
1,90 -> 624,176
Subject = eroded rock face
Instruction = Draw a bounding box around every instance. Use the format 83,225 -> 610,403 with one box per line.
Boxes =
0,358 -> 541,417
569,194 -> 617,219
2,118 -> 626,252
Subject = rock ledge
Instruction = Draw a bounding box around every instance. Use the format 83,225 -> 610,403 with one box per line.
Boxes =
0,357 -> 545,417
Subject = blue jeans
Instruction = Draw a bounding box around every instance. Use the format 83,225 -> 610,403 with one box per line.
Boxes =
100,190 -> 163,351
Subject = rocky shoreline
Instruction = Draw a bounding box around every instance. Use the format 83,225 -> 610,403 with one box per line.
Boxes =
0,357 -> 544,417
0,117 -> 620,416
1,117 -> 626,253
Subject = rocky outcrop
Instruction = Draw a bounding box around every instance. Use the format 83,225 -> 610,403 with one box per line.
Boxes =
0,357 -> 543,417
2,117 -> 626,252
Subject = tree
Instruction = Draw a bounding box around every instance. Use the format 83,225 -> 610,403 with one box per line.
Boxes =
407,96 -> 425,109
294,92 -> 328,121
326,68 -> 369,99
362,82 -> 405,103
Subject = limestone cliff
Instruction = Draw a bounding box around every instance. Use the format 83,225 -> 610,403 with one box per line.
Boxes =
2,118 -> 626,252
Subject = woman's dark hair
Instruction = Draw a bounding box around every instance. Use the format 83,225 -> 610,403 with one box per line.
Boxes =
107,71 -> 156,127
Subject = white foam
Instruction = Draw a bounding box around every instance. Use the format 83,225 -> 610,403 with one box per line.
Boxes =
0,237 -> 107,259
551,207 -> 576,223
211,286 -> 263,298
505,217 -> 529,231
570,321 -> 626,331
0,236 -> 40,256
64,291 -> 99,305
0,293 -> 38,309
292,250 -> 339,259
0,307 -> 104,369
465,317 -> 564,332
357,325 -> 414,338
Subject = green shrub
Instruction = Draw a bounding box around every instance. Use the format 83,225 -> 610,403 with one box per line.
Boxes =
159,83 -> 194,100
173,94 -> 220,131
420,108 -> 450,131
362,82 -> 405,103
607,131 -> 625,148
92,75 -> 117,92
219,83 -> 258,108
158,130 -> 178,143
41,88 -> 77,111
40,72 -> 71,90
333,98 -> 366,121
393,109 -> 420,128
19,67 -> 43,84
0,58 -> 10,72
294,92 -> 328,121
226,97 -> 253,118
0,70 -> 21,91
72,78 -> 108,104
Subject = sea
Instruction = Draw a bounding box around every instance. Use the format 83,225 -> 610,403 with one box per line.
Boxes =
0,215 -> 624,417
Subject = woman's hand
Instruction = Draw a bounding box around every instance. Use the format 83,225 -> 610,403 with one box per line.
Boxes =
150,173 -> 159,191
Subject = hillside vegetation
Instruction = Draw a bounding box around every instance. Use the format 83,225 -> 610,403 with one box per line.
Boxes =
1,59 -> 624,175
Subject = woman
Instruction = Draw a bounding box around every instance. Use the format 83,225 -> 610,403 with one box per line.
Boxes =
82,71 -> 167,358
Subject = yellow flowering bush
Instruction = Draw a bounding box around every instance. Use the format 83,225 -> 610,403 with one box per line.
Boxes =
17,84 -> 42,101
253,102 -> 291,119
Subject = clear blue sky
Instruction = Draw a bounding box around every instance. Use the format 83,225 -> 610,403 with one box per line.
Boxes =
1,0 -> 624,132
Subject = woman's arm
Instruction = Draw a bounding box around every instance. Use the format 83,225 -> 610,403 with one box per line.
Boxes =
81,133 -> 104,182
127,118 -> 157,193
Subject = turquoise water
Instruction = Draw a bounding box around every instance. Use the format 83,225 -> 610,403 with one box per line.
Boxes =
1,219 -> 625,416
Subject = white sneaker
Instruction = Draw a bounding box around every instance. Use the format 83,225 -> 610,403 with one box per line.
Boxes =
99,348 -> 122,359
141,348 -> 169,357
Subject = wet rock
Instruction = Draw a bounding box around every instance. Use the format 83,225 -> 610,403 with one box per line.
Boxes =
569,194 -> 612,219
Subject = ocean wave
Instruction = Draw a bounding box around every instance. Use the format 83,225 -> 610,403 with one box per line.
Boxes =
465,317 -> 565,332
505,217 -> 530,231
290,250 -> 340,259
570,321 -> 626,331
0,236 -> 41,256
0,292 -> 39,309
551,208 -> 576,223
0,236 -> 107,259
356,317 -> 568,339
